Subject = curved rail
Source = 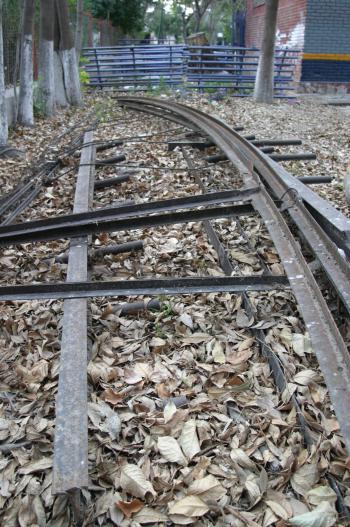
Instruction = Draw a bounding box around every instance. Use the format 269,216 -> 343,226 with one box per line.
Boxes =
118,96 -> 350,453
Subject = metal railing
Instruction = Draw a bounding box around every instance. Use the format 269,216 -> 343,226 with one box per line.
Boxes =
82,44 -> 187,89
82,44 -> 300,97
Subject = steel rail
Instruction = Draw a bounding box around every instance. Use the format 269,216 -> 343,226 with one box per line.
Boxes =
117,97 -> 350,453
0,189 -> 258,245
52,132 -> 95,497
120,98 -> 350,239
0,204 -> 254,246
181,147 -> 313,447
0,276 -> 289,301
118,98 -> 350,312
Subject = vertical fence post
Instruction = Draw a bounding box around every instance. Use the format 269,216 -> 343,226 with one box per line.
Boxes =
170,45 -> 173,87
131,46 -> 136,89
94,48 -> 101,89
276,48 -> 287,95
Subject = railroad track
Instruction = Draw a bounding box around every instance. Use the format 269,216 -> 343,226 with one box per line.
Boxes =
1,97 -> 350,523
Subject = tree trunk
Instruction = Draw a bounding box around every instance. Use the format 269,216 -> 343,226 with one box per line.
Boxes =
254,0 -> 279,104
54,3 -> 69,107
194,1 -> 201,33
55,0 -> 82,106
345,173 -> 350,207
39,0 -> 55,116
0,0 -> 8,145
181,11 -> 189,42
75,0 -> 83,59
18,0 -> 35,126
194,14 -> 201,33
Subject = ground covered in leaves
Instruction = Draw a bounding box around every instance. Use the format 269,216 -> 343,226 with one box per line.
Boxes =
0,92 -> 349,526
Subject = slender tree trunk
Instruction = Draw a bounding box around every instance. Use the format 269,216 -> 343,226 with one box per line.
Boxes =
55,0 -> 82,106
87,16 -> 93,47
39,0 -> 55,116
75,0 -> 83,59
54,2 -> 69,107
194,1 -> 201,33
0,0 -> 8,145
18,0 -> 35,126
254,0 -> 279,104
345,172 -> 350,206
181,11 -> 188,42
194,14 -> 201,32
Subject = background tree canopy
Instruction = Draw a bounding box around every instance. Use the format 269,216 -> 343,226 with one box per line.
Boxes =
92,0 -> 148,34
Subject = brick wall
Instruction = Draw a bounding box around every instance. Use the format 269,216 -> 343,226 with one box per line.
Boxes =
245,0 -> 307,50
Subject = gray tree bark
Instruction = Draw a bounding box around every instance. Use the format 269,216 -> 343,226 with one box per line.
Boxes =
254,0 -> 279,104
0,0 -> 8,145
55,0 -> 82,107
193,0 -> 214,33
345,173 -> 350,207
75,0 -> 84,59
54,7 -> 69,107
39,0 -> 55,116
18,0 -> 35,126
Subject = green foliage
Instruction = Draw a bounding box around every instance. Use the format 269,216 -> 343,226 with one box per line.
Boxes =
160,301 -> 174,317
92,0 -> 148,34
146,76 -> 171,95
79,68 -> 90,86
145,1 -> 183,41
154,322 -> 167,338
67,0 -> 92,12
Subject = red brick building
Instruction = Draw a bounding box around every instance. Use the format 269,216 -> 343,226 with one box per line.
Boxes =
246,0 -> 306,50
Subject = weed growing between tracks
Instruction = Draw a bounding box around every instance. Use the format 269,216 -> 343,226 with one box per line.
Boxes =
0,93 -> 349,525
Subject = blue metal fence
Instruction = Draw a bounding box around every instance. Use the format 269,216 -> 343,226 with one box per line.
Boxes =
82,44 -> 300,97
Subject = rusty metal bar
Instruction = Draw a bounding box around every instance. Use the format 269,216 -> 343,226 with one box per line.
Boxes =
0,189 -> 258,246
52,131 -> 95,494
0,275 -> 290,301
49,240 -> 144,264
93,240 -> 143,257
95,154 -> 126,165
94,174 -> 131,189
110,299 -> 160,315
270,152 -> 316,161
251,139 -> 302,146
299,176 -> 333,184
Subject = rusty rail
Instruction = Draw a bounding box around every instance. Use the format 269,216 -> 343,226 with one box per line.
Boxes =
1,97 -> 350,517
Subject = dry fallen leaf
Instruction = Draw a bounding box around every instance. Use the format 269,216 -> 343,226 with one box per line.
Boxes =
179,420 -> 200,460
212,340 -> 226,364
227,347 -> 253,365
158,436 -> 188,466
291,463 -> 320,495
306,486 -> 337,506
133,507 -> 168,524
294,369 -> 319,386
120,464 -> 156,499
124,368 -> 143,385
116,499 -> 144,518
187,475 -> 226,502
163,401 -> 177,423
290,501 -> 337,527
18,458 -> 53,475
168,495 -> 209,517
102,388 -> 124,405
